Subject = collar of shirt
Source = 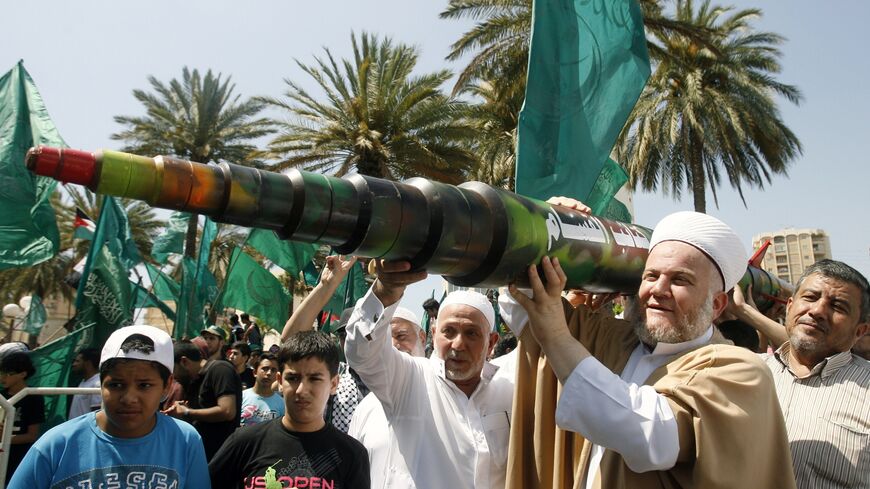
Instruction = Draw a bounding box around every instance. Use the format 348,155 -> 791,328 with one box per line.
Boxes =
773,342 -> 854,380
646,325 -> 714,356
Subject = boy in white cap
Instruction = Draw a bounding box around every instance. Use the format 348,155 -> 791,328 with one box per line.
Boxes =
344,268 -> 513,489
8,325 -> 209,489
504,202 -> 795,489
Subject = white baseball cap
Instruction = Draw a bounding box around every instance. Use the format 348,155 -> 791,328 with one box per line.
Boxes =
100,325 -> 174,372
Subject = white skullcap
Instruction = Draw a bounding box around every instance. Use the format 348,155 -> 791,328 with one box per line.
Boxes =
392,307 -> 421,330
440,290 -> 496,332
649,211 -> 747,292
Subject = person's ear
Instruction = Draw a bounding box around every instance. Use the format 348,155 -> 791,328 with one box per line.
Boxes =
711,291 -> 729,320
488,332 -> 499,356
854,322 -> 870,343
330,374 -> 339,395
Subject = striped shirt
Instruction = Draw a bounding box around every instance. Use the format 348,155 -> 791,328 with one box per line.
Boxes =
762,343 -> 869,489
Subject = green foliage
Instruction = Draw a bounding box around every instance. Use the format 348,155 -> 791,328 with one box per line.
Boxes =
112,67 -> 273,165
617,0 -> 802,212
261,32 -> 478,183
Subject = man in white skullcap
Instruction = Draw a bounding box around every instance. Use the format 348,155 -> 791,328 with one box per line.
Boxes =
345,268 -> 513,489
503,203 -> 796,489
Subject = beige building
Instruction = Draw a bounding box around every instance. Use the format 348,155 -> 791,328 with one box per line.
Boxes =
752,228 -> 832,284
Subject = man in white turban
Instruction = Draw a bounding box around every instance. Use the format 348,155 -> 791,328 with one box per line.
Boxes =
502,200 -> 797,489
344,269 -> 512,489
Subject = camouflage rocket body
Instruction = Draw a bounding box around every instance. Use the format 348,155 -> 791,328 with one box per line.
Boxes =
26,146 -> 789,305
737,266 -> 794,318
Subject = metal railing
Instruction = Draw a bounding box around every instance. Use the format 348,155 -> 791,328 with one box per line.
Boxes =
0,387 -> 101,489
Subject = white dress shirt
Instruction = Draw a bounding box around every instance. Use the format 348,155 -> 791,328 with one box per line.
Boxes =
345,288 -> 513,489
499,290 -> 707,486
68,373 -> 101,419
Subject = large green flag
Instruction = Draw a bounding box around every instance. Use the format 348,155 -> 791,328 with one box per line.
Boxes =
22,295 -> 46,336
515,0 -> 649,219
74,196 -> 134,347
0,61 -> 63,269
221,247 -> 290,331
322,261 -> 368,333
29,323 -> 94,431
249,229 -> 319,276
151,211 -> 190,264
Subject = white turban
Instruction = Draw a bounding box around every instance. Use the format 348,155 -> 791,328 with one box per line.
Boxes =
440,290 -> 496,332
393,307 -> 422,331
649,211 -> 747,292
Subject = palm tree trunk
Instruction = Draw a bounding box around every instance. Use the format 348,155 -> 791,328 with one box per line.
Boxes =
689,133 -> 707,214
185,213 -> 199,259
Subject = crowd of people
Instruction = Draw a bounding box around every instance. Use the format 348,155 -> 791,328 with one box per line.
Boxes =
0,205 -> 867,488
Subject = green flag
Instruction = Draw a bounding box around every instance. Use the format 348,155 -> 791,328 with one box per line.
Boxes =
100,197 -> 141,270
151,211 -> 190,264
173,217 -> 218,339
322,261 -> 368,333
74,196 -> 135,347
303,261 -> 320,287
249,229 -> 319,276
221,247 -> 290,331
29,323 -> 94,431
131,281 -> 177,321
0,61 -> 63,269
22,295 -> 47,336
515,0 -> 650,217
144,262 -> 180,301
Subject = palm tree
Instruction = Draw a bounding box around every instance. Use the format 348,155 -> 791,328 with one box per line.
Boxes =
112,67 -> 274,257
261,32 -> 478,184
617,0 -> 802,212
465,80 -> 521,189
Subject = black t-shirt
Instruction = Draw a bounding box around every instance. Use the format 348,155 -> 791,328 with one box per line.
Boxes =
2,390 -> 45,482
239,367 -> 255,390
246,323 -> 262,346
208,418 -> 370,489
195,359 -> 242,460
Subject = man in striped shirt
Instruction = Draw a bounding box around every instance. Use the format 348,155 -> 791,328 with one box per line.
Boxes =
750,259 -> 869,488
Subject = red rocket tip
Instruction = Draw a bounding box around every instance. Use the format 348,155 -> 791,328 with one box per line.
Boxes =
25,146 -> 96,186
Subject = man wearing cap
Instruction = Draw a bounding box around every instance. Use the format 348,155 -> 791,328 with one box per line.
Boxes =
8,325 -> 209,489
200,325 -> 227,362
344,265 -> 512,489
347,306 -> 427,488
504,203 -> 795,489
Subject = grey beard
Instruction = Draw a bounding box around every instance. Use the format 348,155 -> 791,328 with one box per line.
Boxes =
627,294 -> 715,347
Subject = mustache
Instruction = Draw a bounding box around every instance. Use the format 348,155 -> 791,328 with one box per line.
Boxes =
797,316 -> 829,333
446,349 -> 469,361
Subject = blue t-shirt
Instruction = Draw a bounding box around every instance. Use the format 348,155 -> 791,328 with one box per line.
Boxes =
240,388 -> 284,426
8,412 -> 210,489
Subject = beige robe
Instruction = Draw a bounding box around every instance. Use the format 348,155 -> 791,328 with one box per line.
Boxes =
506,301 -> 796,489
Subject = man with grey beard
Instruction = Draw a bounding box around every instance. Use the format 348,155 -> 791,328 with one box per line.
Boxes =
729,259 -> 869,488
503,204 -> 796,489
345,270 -> 512,489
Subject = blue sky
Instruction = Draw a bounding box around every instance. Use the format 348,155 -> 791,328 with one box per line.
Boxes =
3,0 -> 868,318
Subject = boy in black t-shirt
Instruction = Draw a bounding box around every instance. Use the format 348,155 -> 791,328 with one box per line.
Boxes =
209,331 -> 369,489
0,352 -> 45,484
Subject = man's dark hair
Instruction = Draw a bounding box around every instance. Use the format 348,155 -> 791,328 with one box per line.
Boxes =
278,331 -> 340,377
174,341 -> 203,363
0,352 -> 35,379
493,334 -> 517,358
230,341 -> 251,357
795,259 -> 870,322
229,314 -> 240,326
99,334 -> 171,384
422,298 -> 440,311
256,352 -> 278,369
240,313 -> 251,323
76,348 -> 100,370
717,320 -> 761,352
